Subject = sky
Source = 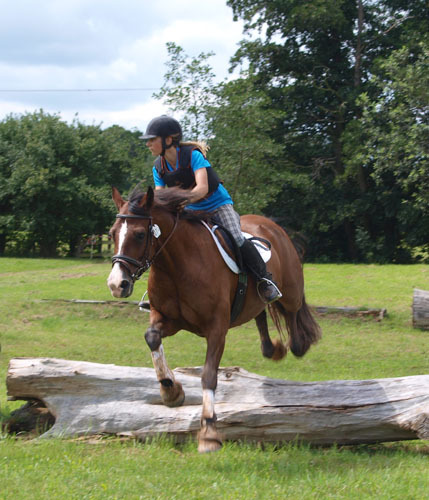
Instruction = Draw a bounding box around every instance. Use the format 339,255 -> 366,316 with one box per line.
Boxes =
0,0 -> 246,132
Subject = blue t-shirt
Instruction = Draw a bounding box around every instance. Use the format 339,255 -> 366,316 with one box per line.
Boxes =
152,148 -> 233,212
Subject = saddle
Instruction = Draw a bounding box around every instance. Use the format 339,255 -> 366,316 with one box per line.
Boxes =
200,220 -> 272,323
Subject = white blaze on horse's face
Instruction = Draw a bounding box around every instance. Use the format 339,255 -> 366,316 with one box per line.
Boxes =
118,218 -> 128,254
107,219 -> 132,298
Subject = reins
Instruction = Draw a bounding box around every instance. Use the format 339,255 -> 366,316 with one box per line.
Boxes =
111,211 -> 180,282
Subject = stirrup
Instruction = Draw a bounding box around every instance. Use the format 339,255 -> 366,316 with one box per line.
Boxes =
257,278 -> 282,304
138,291 -> 151,312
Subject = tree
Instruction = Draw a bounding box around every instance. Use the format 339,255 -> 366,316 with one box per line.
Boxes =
207,73 -> 285,213
343,43 -> 429,261
153,42 -> 216,140
0,111 -> 150,256
0,111 -> 80,256
227,0 -> 429,261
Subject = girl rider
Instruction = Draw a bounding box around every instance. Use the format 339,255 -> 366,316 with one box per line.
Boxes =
141,115 -> 281,304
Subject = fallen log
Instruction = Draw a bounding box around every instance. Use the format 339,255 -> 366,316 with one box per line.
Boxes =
412,288 -> 429,330
40,298 -> 140,306
6,358 -> 428,445
313,306 -> 387,320
40,299 -> 387,319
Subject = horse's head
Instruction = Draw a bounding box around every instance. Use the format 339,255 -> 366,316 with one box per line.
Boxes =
107,186 -> 154,298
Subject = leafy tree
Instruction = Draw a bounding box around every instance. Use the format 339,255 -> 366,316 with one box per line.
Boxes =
101,125 -> 152,188
154,42 -> 216,140
0,111 -> 78,256
0,115 -> 21,253
227,0 -> 429,261
0,111 -> 149,256
207,73 -> 285,213
343,43 -> 429,261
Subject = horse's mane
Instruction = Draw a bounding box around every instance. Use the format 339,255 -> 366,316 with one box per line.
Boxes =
128,185 -> 211,222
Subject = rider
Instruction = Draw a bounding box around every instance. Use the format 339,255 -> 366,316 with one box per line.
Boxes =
140,115 -> 281,304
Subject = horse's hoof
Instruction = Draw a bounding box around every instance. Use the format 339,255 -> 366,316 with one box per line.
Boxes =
198,438 -> 223,453
198,425 -> 223,453
261,339 -> 275,358
160,381 -> 185,407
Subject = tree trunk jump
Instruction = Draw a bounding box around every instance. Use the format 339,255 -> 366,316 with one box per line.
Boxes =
6,358 -> 429,445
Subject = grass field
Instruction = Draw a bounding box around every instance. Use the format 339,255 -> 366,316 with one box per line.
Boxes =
0,258 -> 428,499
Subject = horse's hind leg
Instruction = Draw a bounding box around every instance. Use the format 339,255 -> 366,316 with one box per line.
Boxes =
145,323 -> 185,408
255,309 -> 286,361
255,310 -> 274,358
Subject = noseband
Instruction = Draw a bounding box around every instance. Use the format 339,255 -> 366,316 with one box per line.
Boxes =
111,212 -> 179,282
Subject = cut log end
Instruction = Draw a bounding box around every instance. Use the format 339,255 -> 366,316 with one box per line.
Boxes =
2,400 -> 55,435
412,288 -> 429,330
406,412 -> 429,440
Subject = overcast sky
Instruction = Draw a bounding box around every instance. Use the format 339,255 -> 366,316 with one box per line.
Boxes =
0,0 -> 245,132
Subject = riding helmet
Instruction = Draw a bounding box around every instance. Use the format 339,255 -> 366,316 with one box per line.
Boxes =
140,115 -> 182,141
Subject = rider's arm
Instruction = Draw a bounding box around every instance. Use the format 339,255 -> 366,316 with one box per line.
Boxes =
187,167 -> 209,202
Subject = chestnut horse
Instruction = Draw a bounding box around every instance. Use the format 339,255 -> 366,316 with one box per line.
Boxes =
107,186 -> 321,452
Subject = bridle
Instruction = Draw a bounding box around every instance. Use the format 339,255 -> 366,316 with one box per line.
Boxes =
111,212 -> 179,282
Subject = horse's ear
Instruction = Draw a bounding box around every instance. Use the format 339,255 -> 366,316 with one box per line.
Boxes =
146,186 -> 154,209
112,186 -> 125,210
139,186 -> 154,210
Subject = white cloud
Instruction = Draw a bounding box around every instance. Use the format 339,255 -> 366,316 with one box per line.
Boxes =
107,59 -> 138,82
0,99 -> 32,118
63,100 -> 170,131
0,0 -> 245,130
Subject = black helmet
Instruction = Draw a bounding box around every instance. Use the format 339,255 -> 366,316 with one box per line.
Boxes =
140,115 -> 182,141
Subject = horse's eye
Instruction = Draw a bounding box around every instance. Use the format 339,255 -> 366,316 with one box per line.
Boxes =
135,232 -> 146,241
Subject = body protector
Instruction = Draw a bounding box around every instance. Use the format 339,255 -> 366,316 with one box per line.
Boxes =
154,145 -> 220,196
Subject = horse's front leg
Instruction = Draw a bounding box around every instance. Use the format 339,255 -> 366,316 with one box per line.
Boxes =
145,310 -> 185,408
198,333 -> 226,453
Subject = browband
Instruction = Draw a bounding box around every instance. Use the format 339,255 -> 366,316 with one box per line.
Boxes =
116,213 -> 152,220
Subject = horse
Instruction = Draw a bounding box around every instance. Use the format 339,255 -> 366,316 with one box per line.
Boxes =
107,185 -> 321,453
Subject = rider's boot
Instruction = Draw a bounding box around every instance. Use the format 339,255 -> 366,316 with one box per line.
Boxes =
239,239 -> 282,304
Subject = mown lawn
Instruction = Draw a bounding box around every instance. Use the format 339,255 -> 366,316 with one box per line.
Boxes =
0,258 -> 428,499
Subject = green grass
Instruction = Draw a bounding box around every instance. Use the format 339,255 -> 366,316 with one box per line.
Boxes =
0,258 -> 428,499
1,439 -> 428,500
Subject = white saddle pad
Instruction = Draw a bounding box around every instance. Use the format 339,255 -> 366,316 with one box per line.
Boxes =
201,222 -> 271,275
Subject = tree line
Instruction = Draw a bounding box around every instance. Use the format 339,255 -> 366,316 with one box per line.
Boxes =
0,112 -> 153,256
1,0 -> 428,261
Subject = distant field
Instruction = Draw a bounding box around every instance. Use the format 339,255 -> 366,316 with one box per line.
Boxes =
0,258 -> 428,500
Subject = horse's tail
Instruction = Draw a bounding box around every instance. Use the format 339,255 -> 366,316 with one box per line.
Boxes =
268,295 -> 321,358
